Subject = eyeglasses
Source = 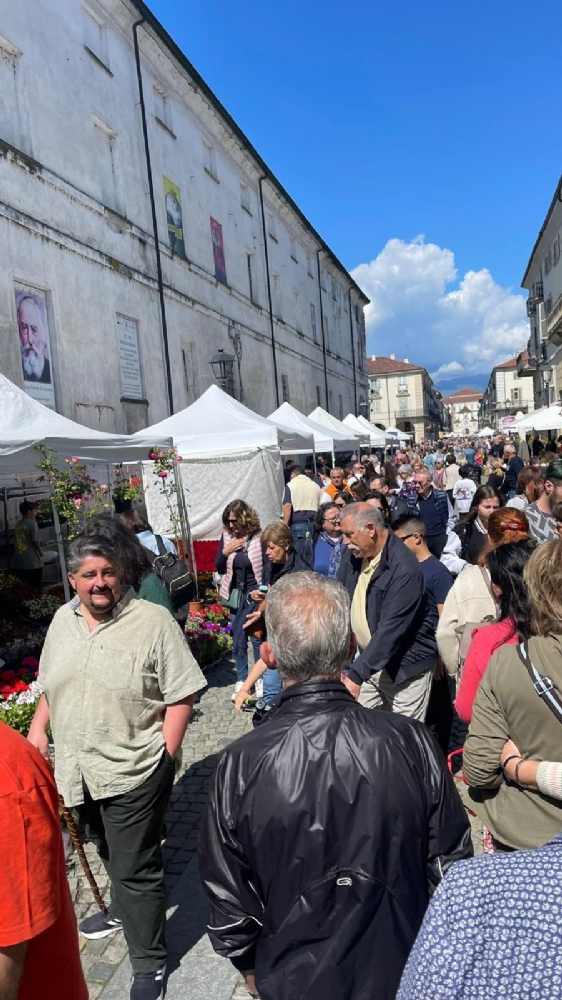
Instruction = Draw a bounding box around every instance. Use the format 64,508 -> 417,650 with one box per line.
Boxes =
324,516 -> 340,524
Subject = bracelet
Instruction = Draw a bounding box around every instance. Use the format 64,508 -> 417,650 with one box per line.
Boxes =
501,754 -> 522,773
514,758 -> 529,787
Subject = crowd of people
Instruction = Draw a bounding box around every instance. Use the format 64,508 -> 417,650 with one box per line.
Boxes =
4,430 -> 562,1000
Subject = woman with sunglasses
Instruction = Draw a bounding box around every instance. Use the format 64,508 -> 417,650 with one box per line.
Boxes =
312,502 -> 345,578
216,500 -> 264,700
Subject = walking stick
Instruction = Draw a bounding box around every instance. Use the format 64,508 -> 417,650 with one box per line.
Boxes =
48,751 -> 105,911
59,796 -> 106,911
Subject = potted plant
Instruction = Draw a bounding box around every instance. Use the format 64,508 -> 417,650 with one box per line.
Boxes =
112,471 -> 143,512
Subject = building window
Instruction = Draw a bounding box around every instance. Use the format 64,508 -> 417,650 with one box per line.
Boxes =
294,288 -> 301,331
93,116 -> 121,213
320,269 -> 327,292
512,387 -> 521,404
83,5 -> 110,72
331,277 -> 338,301
247,253 -> 256,305
307,254 -> 314,278
397,379 -> 408,394
355,303 -> 360,322
338,393 -> 343,419
554,235 -> 560,267
323,313 -> 329,344
310,303 -> 318,343
154,84 -> 173,133
268,214 -> 278,242
272,273 -> 282,321
316,385 -> 322,406
399,398 -> 408,415
281,373 -> 290,402
371,378 -> 381,394
240,182 -> 251,214
372,397 -> 381,414
203,142 -> 218,181
290,238 -> 298,262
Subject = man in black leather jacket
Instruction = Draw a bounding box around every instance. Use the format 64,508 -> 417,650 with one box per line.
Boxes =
199,572 -> 472,1000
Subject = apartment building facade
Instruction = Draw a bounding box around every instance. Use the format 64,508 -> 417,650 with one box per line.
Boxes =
366,355 -> 450,441
518,174 -> 562,411
0,0 -> 369,433
479,356 -> 535,431
441,388 -> 483,437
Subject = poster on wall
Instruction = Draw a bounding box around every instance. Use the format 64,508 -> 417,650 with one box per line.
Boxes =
210,217 -> 227,284
163,177 -> 186,258
116,314 -> 143,399
310,303 -> 318,343
15,284 -> 56,410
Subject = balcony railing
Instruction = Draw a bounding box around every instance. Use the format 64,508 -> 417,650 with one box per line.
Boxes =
395,408 -> 429,419
547,291 -> 562,344
517,352 -> 538,378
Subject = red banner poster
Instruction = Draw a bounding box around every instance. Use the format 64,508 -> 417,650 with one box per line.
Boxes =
210,217 -> 227,284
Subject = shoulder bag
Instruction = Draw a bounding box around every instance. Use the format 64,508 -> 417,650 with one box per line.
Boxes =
144,535 -> 194,610
516,641 -> 562,724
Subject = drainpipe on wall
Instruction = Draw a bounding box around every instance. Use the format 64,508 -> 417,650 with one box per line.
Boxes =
132,17 -> 174,416
316,250 -> 330,411
258,176 -> 280,407
348,288 -> 358,415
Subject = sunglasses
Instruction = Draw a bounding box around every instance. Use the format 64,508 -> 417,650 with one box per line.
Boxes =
398,533 -> 418,541
227,518 -> 239,524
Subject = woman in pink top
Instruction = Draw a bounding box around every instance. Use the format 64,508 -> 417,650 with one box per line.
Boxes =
455,539 -> 535,723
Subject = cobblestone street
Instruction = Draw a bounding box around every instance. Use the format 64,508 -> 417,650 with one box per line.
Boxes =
70,657 -> 254,1000
69,657 -> 482,999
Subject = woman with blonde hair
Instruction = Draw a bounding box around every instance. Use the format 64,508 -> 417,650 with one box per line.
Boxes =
465,538 -> 562,850
215,500 -> 264,699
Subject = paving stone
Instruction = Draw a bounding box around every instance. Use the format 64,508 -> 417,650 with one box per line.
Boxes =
87,962 -> 119,984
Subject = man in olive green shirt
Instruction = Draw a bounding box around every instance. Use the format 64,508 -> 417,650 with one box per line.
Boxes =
28,531 -> 206,1000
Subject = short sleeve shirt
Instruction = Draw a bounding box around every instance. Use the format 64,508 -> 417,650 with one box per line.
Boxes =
39,590 -> 207,806
525,502 -> 557,544
420,557 -> 453,631
0,722 -> 87,1000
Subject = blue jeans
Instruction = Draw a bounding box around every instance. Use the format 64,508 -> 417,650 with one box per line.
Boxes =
291,521 -> 314,568
262,666 -> 282,707
231,614 -> 262,683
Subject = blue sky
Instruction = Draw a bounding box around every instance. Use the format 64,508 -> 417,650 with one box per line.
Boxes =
148,0 -> 562,385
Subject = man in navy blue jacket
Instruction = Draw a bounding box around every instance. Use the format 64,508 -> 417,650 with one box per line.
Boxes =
338,504 -> 437,720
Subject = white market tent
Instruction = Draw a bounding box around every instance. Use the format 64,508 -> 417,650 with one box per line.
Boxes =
0,372 -> 172,472
515,405 -> 562,433
343,413 -> 386,448
477,426 -> 495,437
307,407 -> 362,453
385,426 -> 412,443
137,385 -> 286,540
268,403 -> 333,455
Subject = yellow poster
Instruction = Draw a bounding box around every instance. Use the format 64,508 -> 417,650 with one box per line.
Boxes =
163,177 -> 185,257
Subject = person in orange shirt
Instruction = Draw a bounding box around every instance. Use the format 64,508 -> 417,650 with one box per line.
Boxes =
321,467 -> 346,502
0,721 -> 87,1000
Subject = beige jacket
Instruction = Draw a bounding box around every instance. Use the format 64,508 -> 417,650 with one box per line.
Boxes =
436,564 -> 496,676
464,636 -> 562,849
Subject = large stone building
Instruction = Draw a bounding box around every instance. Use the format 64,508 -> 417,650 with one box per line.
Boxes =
0,0 -> 369,433
479,356 -> 535,431
518,174 -> 562,411
366,355 -> 450,441
441,388 -> 483,437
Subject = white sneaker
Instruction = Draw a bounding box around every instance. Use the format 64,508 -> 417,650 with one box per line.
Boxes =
231,681 -> 244,702
254,678 -> 264,698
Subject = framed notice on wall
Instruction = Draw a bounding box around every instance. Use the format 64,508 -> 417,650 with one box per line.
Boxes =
15,283 -> 56,410
116,314 -> 143,399
210,217 -> 227,284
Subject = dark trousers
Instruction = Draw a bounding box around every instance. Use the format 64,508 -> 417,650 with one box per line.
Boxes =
426,532 -> 447,559
78,750 -> 175,973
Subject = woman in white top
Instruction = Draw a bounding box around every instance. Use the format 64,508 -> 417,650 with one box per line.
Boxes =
437,508 -> 529,677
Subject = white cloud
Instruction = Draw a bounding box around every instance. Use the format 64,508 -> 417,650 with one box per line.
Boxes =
351,237 -> 528,381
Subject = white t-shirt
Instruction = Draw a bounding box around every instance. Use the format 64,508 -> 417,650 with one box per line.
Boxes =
452,478 -> 477,513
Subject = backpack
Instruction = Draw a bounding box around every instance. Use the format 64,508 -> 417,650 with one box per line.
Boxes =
144,536 -> 194,610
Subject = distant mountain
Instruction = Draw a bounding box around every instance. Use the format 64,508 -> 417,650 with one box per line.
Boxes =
434,374 -> 488,395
